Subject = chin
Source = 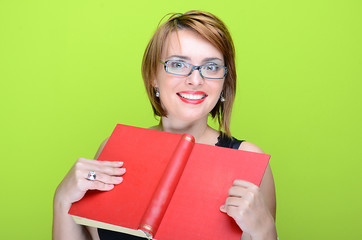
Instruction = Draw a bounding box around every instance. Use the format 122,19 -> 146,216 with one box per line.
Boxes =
172,110 -> 210,123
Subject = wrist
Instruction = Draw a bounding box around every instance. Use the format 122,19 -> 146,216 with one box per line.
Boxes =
53,187 -> 72,212
251,215 -> 277,240
53,197 -> 72,214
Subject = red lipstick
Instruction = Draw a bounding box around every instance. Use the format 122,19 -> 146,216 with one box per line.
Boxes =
177,91 -> 208,105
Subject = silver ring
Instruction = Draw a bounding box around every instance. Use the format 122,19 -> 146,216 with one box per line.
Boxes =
87,171 -> 96,181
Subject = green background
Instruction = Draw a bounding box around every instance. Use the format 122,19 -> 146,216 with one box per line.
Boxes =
1,0 -> 361,239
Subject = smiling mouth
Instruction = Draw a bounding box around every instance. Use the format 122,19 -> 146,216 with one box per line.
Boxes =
177,92 -> 208,100
176,91 -> 208,105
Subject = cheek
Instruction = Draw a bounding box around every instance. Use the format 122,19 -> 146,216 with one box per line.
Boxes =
213,81 -> 225,95
157,73 -> 181,93
157,80 -> 177,107
153,67 -> 165,87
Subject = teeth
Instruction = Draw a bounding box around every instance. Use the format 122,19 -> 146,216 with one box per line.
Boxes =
179,93 -> 206,100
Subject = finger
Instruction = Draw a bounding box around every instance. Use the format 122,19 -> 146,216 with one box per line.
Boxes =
225,196 -> 245,208
85,166 -> 126,177
78,158 -> 124,168
221,197 -> 237,213
221,195 -> 249,214
87,172 -> 124,185
229,188 -> 258,205
224,198 -> 250,221
220,205 -> 227,213
74,158 -> 125,176
85,180 -> 115,191
75,178 -> 114,193
93,160 -> 124,168
228,186 -> 249,197
225,205 -> 245,220
233,179 -> 258,189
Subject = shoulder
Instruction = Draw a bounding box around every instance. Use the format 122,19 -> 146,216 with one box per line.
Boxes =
238,141 -> 265,154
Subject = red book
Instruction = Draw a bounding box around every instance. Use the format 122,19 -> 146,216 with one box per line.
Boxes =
69,124 -> 270,239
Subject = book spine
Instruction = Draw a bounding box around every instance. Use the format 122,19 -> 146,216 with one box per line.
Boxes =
138,134 -> 195,237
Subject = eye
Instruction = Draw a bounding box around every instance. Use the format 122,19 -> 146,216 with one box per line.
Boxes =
204,64 -> 220,72
169,61 -> 186,69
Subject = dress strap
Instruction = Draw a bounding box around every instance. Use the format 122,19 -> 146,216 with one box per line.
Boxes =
215,134 -> 244,149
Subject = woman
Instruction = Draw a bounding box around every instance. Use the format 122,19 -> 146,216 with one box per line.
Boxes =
53,10 -> 277,240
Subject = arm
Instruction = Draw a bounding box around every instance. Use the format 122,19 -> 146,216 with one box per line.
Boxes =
221,142 -> 277,240
52,138 -> 125,240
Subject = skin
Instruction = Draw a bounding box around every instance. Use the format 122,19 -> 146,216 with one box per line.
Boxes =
154,29 -> 277,240
52,29 -> 277,240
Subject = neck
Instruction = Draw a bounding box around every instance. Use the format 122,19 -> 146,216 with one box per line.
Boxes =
156,116 -> 217,144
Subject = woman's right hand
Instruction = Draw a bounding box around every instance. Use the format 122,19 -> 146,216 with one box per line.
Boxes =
54,158 -> 126,208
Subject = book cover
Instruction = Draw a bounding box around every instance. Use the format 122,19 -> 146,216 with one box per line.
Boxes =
69,124 -> 270,239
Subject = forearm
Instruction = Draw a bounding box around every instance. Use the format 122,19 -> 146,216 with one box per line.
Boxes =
241,227 -> 277,240
51,154 -> 124,240
52,194 -> 90,240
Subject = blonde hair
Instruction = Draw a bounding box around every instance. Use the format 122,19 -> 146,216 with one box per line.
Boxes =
142,10 -> 236,136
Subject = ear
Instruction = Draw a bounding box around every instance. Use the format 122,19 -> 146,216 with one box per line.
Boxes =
152,78 -> 159,88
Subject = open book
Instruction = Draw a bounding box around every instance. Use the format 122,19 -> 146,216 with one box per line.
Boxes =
69,124 -> 270,240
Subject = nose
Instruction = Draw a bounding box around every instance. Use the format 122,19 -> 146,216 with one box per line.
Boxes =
186,68 -> 204,86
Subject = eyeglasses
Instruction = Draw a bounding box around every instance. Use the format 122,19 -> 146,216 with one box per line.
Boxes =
160,60 -> 227,79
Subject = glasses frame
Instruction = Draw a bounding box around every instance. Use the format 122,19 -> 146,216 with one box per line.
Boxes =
160,60 -> 228,79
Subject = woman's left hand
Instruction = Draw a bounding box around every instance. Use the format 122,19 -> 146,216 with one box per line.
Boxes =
220,179 -> 276,239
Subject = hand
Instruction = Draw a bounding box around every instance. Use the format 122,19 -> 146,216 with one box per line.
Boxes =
220,180 -> 275,239
54,158 -> 126,209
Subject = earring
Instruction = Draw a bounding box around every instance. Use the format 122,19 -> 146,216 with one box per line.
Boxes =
220,92 -> 225,102
155,88 -> 160,98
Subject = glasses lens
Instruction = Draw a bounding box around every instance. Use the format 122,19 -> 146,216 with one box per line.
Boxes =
166,61 -> 190,76
201,64 -> 226,79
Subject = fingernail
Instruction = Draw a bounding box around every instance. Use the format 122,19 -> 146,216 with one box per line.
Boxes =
220,205 -> 225,212
116,177 -> 123,183
120,168 -> 126,173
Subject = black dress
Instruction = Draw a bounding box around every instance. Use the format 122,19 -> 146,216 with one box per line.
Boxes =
98,135 -> 244,240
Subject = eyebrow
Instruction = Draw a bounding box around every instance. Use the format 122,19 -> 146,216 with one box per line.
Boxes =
167,55 -> 223,63
167,55 -> 191,61
203,57 -> 223,62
